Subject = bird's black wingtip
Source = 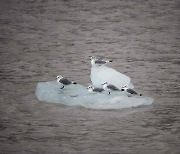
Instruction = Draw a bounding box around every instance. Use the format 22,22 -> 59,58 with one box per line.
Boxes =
60,85 -> 64,89
109,60 -> 113,62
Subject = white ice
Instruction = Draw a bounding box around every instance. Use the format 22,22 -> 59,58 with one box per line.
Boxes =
35,81 -> 154,110
90,65 -> 134,89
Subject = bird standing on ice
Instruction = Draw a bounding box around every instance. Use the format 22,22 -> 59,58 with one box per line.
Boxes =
90,56 -> 113,66
90,56 -> 134,89
121,85 -> 142,97
87,85 -> 104,93
102,82 -> 120,94
56,75 -> 76,89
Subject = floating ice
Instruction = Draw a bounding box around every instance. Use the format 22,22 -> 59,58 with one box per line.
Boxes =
90,65 -> 134,89
35,81 -> 154,110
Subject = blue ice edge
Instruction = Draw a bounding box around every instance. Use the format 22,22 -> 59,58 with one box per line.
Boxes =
35,81 -> 154,110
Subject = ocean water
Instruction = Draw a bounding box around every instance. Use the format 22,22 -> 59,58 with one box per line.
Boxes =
0,0 -> 179,153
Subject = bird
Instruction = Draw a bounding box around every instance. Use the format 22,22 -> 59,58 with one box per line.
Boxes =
87,85 -> 104,93
102,82 -> 120,94
56,75 -> 76,89
90,56 -> 134,89
121,85 -> 142,97
90,56 -> 113,67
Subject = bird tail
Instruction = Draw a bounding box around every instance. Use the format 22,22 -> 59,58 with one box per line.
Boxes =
72,81 -> 77,84
106,60 -> 113,63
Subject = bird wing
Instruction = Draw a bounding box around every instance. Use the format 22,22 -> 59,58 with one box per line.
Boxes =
127,89 -> 138,94
60,78 -> 72,85
107,85 -> 119,91
93,88 -> 104,92
94,60 -> 107,64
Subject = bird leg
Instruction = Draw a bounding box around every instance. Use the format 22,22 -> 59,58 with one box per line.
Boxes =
108,92 -> 111,95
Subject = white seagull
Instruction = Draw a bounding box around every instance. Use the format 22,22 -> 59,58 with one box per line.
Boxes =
87,85 -> 104,93
90,56 -> 134,89
102,82 -> 120,94
90,56 -> 113,67
121,85 -> 142,97
56,75 -> 76,89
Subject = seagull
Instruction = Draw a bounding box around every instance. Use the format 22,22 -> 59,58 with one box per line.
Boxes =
56,75 -> 76,89
102,82 -> 119,94
87,85 -> 104,93
90,56 -> 113,66
121,85 -> 142,96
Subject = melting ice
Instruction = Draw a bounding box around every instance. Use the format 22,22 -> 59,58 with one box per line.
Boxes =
35,81 -> 154,110
91,65 -> 134,89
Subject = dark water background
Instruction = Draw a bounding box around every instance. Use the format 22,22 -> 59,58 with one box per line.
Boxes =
0,0 -> 180,153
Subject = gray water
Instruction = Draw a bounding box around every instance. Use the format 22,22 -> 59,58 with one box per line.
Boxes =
0,0 -> 180,153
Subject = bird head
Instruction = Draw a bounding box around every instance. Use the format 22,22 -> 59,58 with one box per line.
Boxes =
121,85 -> 128,90
102,82 -> 107,85
87,85 -> 93,89
90,56 -> 96,60
122,85 -> 127,88
56,75 -> 63,79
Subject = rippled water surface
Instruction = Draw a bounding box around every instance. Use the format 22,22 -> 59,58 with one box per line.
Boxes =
0,0 -> 180,153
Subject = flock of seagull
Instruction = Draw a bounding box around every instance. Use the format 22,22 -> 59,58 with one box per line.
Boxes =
56,56 -> 142,97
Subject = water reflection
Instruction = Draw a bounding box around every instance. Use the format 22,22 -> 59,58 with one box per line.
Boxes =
0,0 -> 179,153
